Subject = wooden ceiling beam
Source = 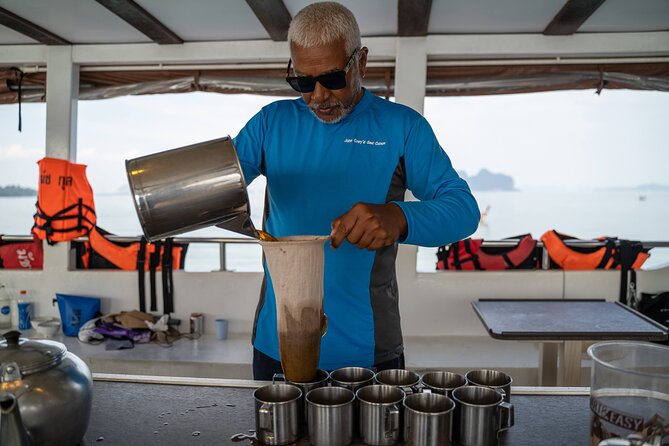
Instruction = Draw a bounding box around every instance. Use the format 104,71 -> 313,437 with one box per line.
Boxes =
0,6 -> 70,45
94,0 -> 183,44
544,0 -> 607,35
245,0 -> 292,41
398,0 -> 432,36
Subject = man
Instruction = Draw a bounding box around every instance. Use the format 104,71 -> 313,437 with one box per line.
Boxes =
234,2 -> 479,380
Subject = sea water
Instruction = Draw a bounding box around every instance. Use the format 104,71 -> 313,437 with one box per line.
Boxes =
2,189 -> 668,272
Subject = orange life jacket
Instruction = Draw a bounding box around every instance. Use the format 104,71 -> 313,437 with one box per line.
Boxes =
32,157 -> 96,244
83,227 -> 184,271
76,226 -> 187,314
540,230 -> 650,270
437,234 -> 539,270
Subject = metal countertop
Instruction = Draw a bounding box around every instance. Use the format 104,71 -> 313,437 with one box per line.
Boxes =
83,376 -> 591,445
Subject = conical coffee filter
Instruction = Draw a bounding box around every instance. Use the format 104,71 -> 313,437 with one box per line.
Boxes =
259,236 -> 329,382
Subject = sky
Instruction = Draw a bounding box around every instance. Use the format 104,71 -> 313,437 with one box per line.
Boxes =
1,88 -> 668,194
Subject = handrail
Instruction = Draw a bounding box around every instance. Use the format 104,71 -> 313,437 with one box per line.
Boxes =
2,235 -> 667,272
2,234 -> 669,248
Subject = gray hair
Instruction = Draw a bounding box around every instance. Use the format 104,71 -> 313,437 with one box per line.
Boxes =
287,2 -> 361,55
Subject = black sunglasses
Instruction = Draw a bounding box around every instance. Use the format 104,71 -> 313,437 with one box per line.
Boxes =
285,48 -> 360,93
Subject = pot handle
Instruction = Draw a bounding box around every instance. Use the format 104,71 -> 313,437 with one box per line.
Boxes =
385,404 -> 400,438
1,362 -> 22,383
498,401 -> 515,432
259,403 -> 273,431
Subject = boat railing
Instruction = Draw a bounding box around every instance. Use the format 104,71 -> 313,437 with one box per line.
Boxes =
1,235 -> 668,272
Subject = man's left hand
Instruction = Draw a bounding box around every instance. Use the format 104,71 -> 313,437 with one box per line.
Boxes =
330,203 -> 407,250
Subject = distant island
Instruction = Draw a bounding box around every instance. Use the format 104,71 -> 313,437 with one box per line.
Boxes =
0,185 -> 36,196
459,169 -> 516,191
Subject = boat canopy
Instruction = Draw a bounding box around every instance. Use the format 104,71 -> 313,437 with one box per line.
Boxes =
1,0 -> 668,104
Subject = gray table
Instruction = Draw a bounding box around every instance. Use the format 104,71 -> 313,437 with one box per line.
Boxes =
84,377 -> 591,445
472,299 -> 668,386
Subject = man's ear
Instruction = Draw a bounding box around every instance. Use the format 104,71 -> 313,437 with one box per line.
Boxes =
358,46 -> 369,78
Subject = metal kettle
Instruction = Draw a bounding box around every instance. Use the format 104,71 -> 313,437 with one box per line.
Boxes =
0,331 -> 93,446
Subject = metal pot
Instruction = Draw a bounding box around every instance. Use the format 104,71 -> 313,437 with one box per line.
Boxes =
126,136 -> 258,241
0,331 -> 93,446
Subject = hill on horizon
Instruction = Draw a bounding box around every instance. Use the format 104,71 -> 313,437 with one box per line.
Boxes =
0,185 -> 36,196
459,169 -> 516,191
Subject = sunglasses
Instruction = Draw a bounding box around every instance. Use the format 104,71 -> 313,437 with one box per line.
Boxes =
285,48 -> 360,93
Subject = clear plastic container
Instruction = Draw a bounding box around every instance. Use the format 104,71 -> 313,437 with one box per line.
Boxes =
0,285 -> 11,328
588,341 -> 669,446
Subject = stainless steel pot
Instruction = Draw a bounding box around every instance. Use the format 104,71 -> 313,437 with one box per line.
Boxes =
126,136 -> 258,241
0,331 -> 93,446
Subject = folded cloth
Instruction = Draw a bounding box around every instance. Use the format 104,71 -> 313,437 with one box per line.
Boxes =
103,310 -> 155,329
78,316 -> 105,343
94,321 -> 152,343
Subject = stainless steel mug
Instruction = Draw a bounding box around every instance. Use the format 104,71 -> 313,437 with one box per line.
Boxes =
126,136 -> 258,240
374,369 -> 420,394
306,386 -> 355,446
356,384 -> 405,446
403,392 -> 455,446
274,368 -> 330,423
465,369 -> 513,402
420,371 -> 467,397
253,383 -> 303,445
330,367 -> 375,392
452,385 -> 514,446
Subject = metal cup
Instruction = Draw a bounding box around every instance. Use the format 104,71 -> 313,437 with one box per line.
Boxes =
126,136 -> 257,240
452,385 -> 514,446
465,369 -> 513,402
306,386 -> 355,446
330,367 -> 375,393
253,383 -> 303,445
403,392 -> 455,446
356,385 -> 405,446
420,371 -> 467,397
374,369 -> 420,394
274,369 -> 330,423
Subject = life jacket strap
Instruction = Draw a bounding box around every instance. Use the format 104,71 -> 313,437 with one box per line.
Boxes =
149,240 -> 162,312
162,238 -> 175,315
137,238 -> 147,313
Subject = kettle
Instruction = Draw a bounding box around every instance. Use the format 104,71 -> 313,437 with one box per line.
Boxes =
0,331 -> 93,446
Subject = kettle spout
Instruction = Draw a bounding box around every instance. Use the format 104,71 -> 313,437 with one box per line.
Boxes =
0,392 -> 32,446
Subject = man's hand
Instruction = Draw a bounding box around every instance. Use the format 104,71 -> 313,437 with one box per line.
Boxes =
330,203 -> 408,250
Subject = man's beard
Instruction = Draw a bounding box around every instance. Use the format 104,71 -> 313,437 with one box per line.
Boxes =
309,97 -> 355,124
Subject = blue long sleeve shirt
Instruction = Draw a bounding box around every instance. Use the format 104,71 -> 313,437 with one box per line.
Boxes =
234,89 -> 479,369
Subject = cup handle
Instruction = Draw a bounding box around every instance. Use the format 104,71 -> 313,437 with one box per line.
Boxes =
399,386 -> 416,395
272,373 -> 285,384
385,404 -> 400,438
259,403 -> 273,431
498,401 -> 515,432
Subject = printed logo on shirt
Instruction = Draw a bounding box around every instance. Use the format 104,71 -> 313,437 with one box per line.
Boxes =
343,138 -> 387,147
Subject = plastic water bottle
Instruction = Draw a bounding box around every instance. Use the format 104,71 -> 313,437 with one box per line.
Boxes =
0,285 -> 11,329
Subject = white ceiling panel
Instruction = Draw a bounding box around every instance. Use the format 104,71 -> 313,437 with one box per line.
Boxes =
0,0 -> 150,44
429,0 -> 566,34
284,0 -> 397,37
135,0 -> 270,41
580,0 -> 669,33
